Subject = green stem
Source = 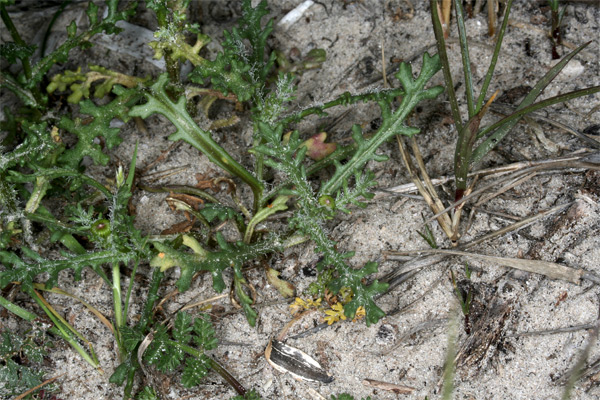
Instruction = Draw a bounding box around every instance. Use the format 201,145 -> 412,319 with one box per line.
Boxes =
0,294 -> 37,320
471,85 -> 600,164
208,357 -> 247,396
130,74 -> 263,212
24,176 -> 50,214
139,268 -> 163,332
319,81 -> 438,197
138,184 -> 220,204
260,141 -> 358,206
41,0 -> 71,57
9,168 -> 113,198
454,0 -> 475,118
280,88 -> 405,126
122,260 -> 139,326
430,0 -> 463,134
475,0 -> 513,113
23,211 -> 86,254
112,262 -> 124,357
0,4 -> 32,80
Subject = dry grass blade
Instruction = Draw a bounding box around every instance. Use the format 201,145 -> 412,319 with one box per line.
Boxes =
377,150 -> 596,197
385,269 -> 447,316
180,293 -> 228,312
381,318 -> 447,356
422,153 -> 599,227
32,289 -> 95,345
14,373 -> 65,400
473,171 -> 536,207
33,283 -> 114,333
140,165 -> 190,183
362,378 -> 416,394
508,322 -> 597,338
441,308 -> 459,399
396,135 -> 454,240
386,248 -> 585,284
381,201 -> 573,288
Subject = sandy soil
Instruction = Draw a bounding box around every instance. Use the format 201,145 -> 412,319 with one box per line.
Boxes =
1,1 -> 599,399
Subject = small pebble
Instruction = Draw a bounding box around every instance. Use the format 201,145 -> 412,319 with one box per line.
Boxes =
558,59 -> 584,79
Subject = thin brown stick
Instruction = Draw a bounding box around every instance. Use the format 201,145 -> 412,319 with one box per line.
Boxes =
362,378 -> 415,394
507,323 -> 598,338
14,373 -> 65,400
277,309 -> 315,341
397,135 -> 454,239
422,155 -> 598,227
385,248 -> 585,284
180,293 -> 228,312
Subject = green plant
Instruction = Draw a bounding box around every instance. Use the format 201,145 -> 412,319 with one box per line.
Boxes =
2,0 -> 559,397
230,389 -> 264,400
427,0 -> 599,242
137,0 -> 443,327
451,263 -> 473,334
0,319 -> 59,399
0,0 -> 135,110
416,214 -> 438,249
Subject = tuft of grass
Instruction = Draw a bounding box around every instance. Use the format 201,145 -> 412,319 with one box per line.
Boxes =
426,0 -> 599,242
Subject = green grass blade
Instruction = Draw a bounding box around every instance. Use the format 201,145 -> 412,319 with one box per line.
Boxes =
471,41 -> 592,164
430,0 -> 463,133
454,0 -> 475,118
472,85 -> 600,164
475,0 -> 514,113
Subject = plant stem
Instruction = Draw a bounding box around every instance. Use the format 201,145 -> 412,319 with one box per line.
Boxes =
130,74 -> 264,212
122,260 -> 138,328
453,0 -> 475,118
441,308 -> 459,400
476,0 -> 513,113
112,262 -> 124,358
0,4 -> 32,81
25,176 -> 50,214
430,0 -> 463,134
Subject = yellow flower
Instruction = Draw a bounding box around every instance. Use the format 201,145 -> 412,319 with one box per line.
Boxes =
307,298 -> 322,308
289,297 -> 308,315
323,302 -> 346,325
352,306 -> 366,322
